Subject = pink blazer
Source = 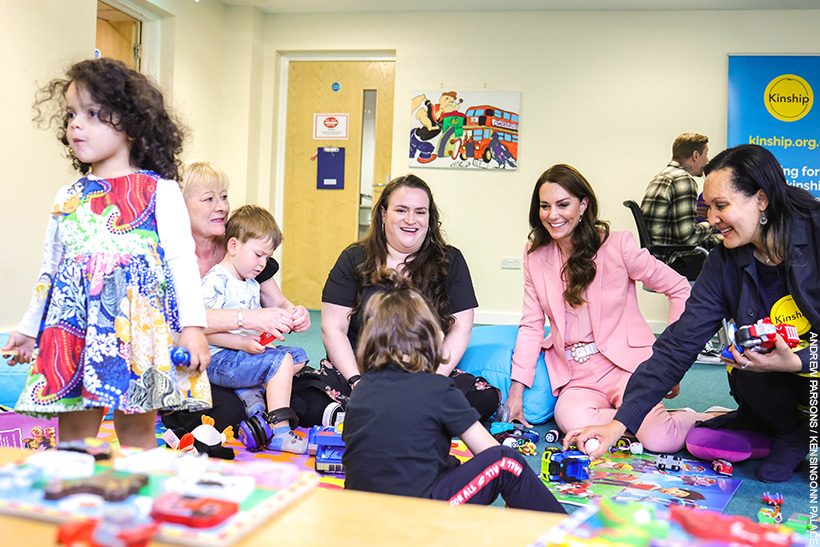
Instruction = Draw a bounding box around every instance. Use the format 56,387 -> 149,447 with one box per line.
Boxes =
510,231 -> 690,395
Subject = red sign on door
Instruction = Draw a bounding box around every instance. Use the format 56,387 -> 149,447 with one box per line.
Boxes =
314,113 -> 349,139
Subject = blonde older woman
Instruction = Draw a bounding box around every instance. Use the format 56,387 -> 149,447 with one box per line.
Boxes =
161,160 -> 310,431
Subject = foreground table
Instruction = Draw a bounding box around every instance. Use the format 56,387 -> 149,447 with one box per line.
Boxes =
0,448 -> 566,547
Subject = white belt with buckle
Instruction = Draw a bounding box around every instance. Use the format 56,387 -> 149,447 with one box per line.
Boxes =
565,342 -> 599,363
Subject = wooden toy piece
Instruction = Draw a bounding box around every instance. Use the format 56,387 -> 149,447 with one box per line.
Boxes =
22,425 -> 57,450
0,350 -> 19,357
57,508 -> 159,547
58,438 -> 114,460
44,470 -> 149,502
151,491 -> 238,528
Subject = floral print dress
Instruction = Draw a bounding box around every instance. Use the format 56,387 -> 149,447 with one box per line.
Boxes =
15,171 -> 211,416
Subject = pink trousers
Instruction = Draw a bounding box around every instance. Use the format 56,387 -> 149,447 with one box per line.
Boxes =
553,352 -> 711,454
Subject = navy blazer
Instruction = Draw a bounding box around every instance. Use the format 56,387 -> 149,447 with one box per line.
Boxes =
615,208 -> 820,434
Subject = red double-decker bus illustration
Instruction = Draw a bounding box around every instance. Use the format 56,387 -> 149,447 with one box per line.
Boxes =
459,105 -> 519,166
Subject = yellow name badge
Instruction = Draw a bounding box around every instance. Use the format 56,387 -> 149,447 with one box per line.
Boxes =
771,295 -> 811,335
771,295 -> 818,378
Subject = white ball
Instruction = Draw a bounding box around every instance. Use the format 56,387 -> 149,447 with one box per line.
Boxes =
584,438 -> 600,454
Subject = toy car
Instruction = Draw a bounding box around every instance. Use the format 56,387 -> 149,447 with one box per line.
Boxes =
313,427 -> 345,474
721,317 -> 800,360
758,506 -> 783,525
544,429 -> 560,443
494,430 -> 539,448
654,454 -> 682,472
612,436 -> 631,450
711,458 -> 733,476
541,447 -> 590,482
762,491 -> 783,506
518,441 -> 537,456
610,441 -> 643,455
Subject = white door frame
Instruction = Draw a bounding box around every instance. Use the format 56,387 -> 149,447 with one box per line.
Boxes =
97,0 -> 167,83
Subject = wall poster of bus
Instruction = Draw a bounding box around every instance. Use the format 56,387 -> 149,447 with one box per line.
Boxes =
409,90 -> 520,170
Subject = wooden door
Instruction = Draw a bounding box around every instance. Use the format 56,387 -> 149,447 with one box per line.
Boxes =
282,61 -> 395,308
96,1 -> 141,70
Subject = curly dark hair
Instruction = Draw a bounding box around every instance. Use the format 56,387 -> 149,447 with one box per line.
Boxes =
354,174 -> 454,333
528,164 -> 610,306
356,268 -> 447,375
32,58 -> 186,180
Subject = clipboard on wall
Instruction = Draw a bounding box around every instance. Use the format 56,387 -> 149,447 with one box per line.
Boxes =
317,147 -> 344,189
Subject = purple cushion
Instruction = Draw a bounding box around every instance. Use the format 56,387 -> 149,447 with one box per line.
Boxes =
685,427 -> 772,462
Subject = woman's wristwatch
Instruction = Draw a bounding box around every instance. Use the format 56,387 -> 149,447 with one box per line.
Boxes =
237,309 -> 244,329
347,374 -> 362,386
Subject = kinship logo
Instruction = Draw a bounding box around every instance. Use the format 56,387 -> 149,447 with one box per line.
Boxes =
764,74 -> 813,122
771,295 -> 811,335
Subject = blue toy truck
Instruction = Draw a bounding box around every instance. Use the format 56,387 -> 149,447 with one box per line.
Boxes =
308,426 -> 345,474
541,447 -> 591,483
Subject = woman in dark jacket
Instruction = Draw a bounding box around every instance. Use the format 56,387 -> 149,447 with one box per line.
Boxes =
566,144 -> 820,483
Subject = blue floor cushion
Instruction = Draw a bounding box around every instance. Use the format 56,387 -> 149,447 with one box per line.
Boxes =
457,325 -> 557,424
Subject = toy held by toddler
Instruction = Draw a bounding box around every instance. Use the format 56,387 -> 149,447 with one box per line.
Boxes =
201,204 -> 308,454
2,58 -> 211,449
341,268 -> 565,513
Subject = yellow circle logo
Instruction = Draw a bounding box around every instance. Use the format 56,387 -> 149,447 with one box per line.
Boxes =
770,295 -> 811,335
764,74 -> 813,122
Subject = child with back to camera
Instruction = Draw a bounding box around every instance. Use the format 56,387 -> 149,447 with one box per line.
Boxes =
201,205 -> 309,454
2,58 -> 211,449
342,269 -> 565,513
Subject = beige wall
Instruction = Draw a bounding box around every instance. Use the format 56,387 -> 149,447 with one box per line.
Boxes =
1,0 -> 96,331
0,0 -> 265,331
260,9 -> 820,328
2,3 -> 820,333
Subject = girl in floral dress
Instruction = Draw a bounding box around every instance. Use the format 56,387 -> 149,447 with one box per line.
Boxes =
3,58 -> 211,449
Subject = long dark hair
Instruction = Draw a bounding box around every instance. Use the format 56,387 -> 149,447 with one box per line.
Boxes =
704,144 -> 820,265
33,58 -> 186,180
528,164 -> 610,306
356,268 -> 446,375
355,174 -> 454,332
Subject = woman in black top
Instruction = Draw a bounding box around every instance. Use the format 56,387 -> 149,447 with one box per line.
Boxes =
319,175 -> 501,421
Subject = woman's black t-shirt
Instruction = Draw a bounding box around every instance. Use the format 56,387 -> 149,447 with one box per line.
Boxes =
321,245 -> 478,350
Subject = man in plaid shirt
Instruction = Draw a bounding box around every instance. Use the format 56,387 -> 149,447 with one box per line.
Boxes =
641,133 -> 722,281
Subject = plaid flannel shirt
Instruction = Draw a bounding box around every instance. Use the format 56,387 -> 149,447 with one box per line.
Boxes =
641,161 -> 721,263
